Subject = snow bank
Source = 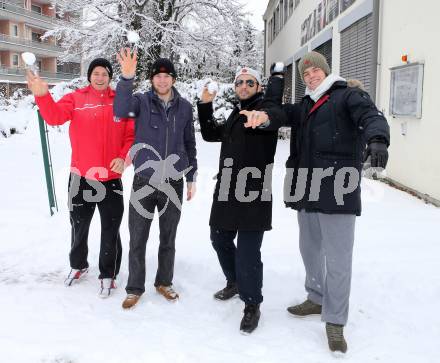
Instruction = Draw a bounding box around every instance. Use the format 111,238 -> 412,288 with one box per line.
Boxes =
0,78 -> 88,139
0,77 -> 236,139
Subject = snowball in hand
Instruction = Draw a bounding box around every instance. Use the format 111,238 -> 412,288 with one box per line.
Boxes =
273,62 -> 285,73
127,31 -> 140,44
207,82 -> 219,95
22,52 -> 36,66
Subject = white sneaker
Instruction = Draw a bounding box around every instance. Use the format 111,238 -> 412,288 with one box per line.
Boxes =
64,268 -> 88,286
99,278 -> 116,298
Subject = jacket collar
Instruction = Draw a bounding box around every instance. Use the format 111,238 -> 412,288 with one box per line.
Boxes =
237,92 -> 263,110
78,84 -> 115,97
149,86 -> 181,101
305,74 -> 346,102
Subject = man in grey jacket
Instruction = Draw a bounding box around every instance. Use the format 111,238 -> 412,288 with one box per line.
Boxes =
114,48 -> 197,308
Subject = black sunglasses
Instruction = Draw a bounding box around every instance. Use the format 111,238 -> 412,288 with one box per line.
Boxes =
234,79 -> 257,88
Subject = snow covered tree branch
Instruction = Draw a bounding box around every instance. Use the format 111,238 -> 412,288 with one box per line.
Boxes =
46,0 -> 263,82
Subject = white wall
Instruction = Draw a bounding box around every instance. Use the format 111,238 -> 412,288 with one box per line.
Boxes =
377,0 -> 440,201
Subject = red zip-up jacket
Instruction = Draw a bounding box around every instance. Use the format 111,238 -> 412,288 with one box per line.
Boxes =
35,85 -> 135,181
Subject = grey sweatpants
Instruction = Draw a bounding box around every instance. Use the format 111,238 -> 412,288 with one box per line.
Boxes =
297,210 -> 356,326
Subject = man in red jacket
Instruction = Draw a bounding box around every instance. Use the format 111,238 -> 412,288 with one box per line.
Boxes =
26,58 -> 134,298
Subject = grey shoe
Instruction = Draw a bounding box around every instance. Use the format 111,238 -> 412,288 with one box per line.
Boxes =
287,299 -> 322,317
326,323 -> 348,353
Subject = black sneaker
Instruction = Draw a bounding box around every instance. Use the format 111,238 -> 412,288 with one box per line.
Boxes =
213,282 -> 238,301
287,299 -> 322,317
240,304 -> 261,334
326,323 -> 348,353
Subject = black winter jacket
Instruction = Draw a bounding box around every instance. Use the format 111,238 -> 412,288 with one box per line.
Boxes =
197,84 -> 284,231
268,80 -> 390,216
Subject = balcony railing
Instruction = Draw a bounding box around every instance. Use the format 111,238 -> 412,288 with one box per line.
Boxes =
0,1 -> 58,25
0,65 -> 79,80
0,32 -> 64,52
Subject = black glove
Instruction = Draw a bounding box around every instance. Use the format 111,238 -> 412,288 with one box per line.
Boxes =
364,141 -> 389,169
270,62 -> 286,77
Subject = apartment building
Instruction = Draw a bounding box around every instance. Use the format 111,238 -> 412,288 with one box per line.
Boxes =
0,0 -> 81,94
263,0 -> 440,204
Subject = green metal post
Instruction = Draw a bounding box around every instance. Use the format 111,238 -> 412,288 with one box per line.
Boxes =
37,110 -> 58,216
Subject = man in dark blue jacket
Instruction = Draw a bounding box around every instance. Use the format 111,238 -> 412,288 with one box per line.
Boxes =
114,48 -> 197,308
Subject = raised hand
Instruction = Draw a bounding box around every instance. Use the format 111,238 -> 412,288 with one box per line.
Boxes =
200,84 -> 217,104
26,70 -> 48,97
239,110 -> 269,129
116,48 -> 138,79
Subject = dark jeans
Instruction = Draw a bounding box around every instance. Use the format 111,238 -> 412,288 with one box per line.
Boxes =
126,175 -> 183,295
210,228 -> 264,305
68,173 -> 123,279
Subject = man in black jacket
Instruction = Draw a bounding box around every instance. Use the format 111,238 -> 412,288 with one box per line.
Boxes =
241,52 -> 390,352
197,67 -> 284,334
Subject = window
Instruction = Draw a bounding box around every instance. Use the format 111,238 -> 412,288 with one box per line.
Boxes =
268,18 -> 273,45
31,4 -> 42,14
280,1 -> 284,29
272,16 -> 276,41
284,0 -> 289,24
12,54 -> 19,67
340,14 -> 375,98
11,24 -> 18,37
32,32 -> 42,42
289,0 -> 294,14
275,5 -> 280,35
295,0 -> 301,9
295,59 -> 306,103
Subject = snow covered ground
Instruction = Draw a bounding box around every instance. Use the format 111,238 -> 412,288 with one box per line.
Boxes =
1,108 -> 439,363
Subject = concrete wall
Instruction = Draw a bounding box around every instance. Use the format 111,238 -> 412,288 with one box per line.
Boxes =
377,0 -> 440,201
0,51 -> 11,67
42,4 -> 55,17
42,57 -> 56,72
0,20 -> 10,35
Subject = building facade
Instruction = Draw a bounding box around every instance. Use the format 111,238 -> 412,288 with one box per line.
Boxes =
0,0 -> 81,94
264,0 -> 440,204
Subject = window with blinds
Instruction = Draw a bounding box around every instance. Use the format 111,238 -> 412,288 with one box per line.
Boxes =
295,59 -> 306,103
340,14 -> 375,98
284,64 -> 293,103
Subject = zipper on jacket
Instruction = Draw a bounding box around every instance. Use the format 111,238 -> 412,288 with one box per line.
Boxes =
162,108 -> 169,183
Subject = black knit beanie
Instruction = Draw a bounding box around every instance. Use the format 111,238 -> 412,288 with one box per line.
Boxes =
87,58 -> 113,82
150,58 -> 177,79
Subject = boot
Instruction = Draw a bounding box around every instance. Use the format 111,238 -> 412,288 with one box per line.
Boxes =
213,282 -> 238,301
240,304 -> 261,334
287,299 -> 322,317
326,323 -> 348,353
156,285 -> 179,301
122,294 -> 141,309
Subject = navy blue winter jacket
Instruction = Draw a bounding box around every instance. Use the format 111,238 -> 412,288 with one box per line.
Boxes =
114,78 -> 197,183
